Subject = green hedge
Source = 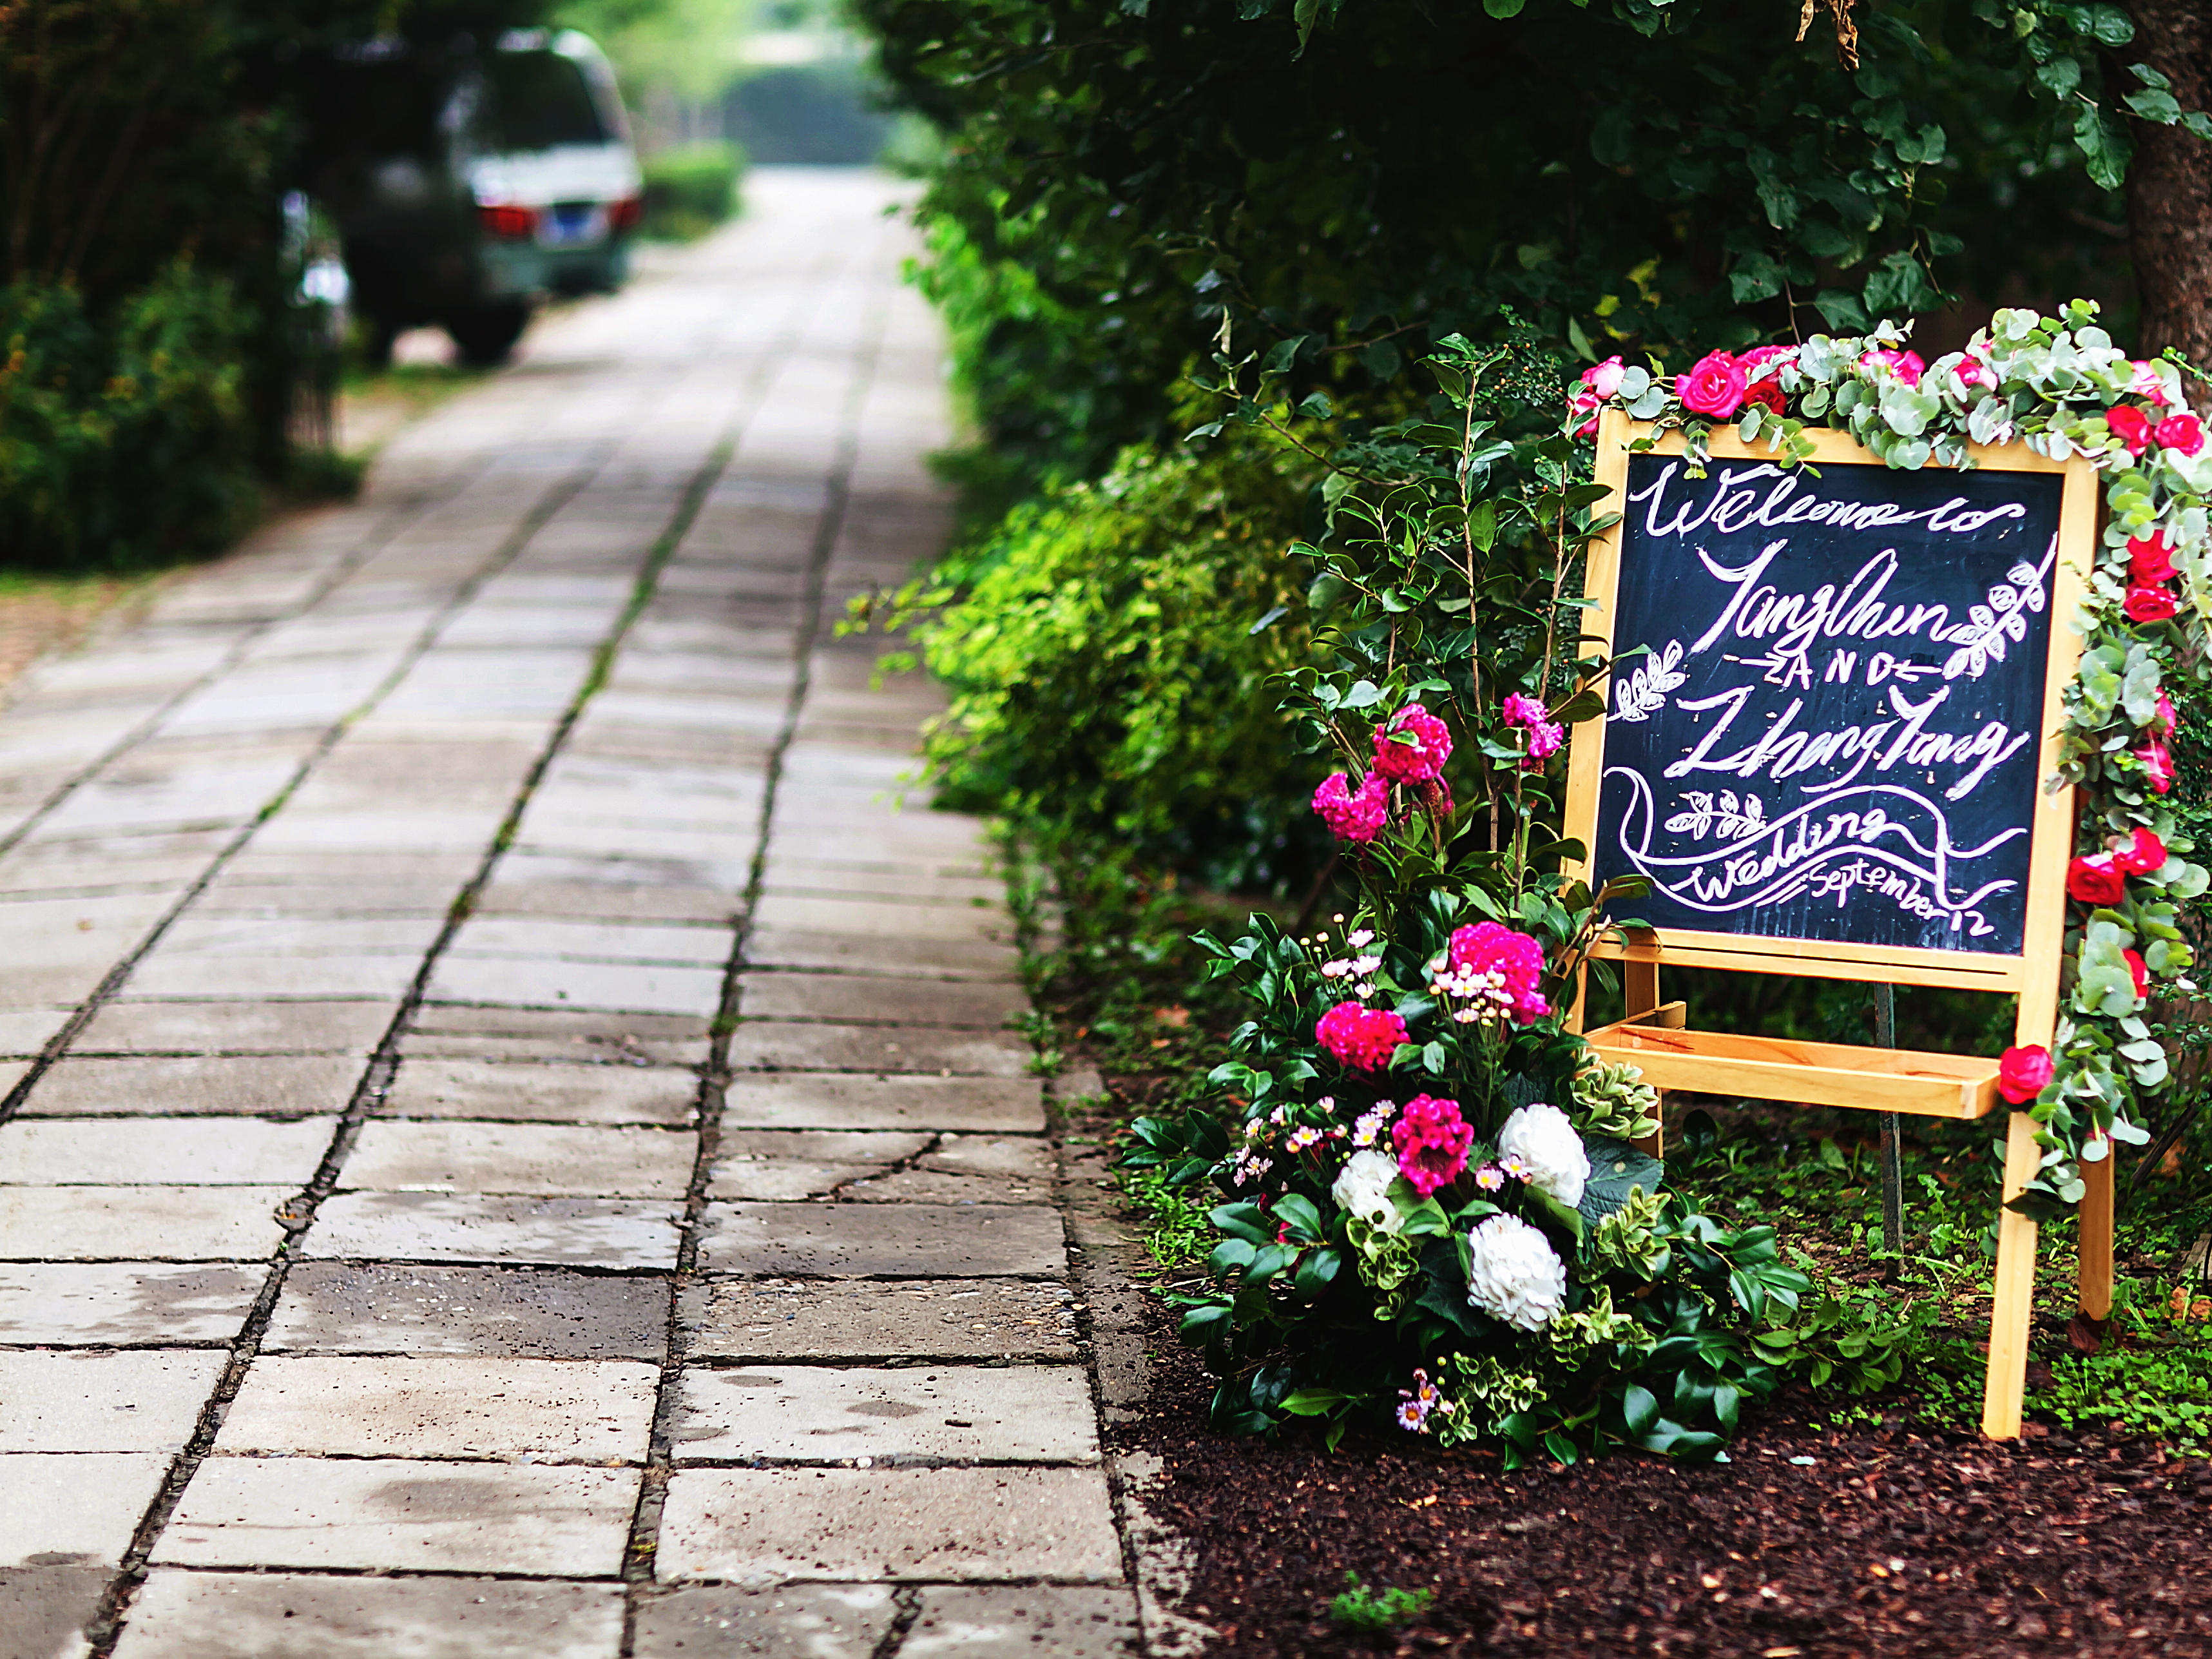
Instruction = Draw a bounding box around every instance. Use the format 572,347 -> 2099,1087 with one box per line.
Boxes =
640,143 -> 746,241
0,263 -> 257,570
918,441 -> 1324,889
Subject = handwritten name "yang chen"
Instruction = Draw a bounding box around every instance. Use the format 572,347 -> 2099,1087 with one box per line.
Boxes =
1630,460 -> 2028,543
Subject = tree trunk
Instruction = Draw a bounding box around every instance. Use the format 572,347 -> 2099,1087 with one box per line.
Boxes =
2125,0 -> 2212,407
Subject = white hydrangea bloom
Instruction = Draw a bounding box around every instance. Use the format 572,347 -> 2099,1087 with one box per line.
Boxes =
1497,1100 -> 1590,1208
1329,1149 -> 1403,1230
1465,1213 -> 1568,1331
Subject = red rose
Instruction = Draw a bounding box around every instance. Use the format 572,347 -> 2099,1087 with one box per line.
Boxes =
2066,852 -> 2126,906
2114,826 -> 2168,875
1739,344 -> 1792,416
2124,948 -> 2150,1001
2109,405 -> 2155,456
1742,378 -> 1787,417
2126,585 -> 2179,624
2155,411 -> 2206,456
1997,1044 -> 2053,1105
2140,738 -> 2177,794
1676,350 -> 1747,420
2128,532 -> 2178,585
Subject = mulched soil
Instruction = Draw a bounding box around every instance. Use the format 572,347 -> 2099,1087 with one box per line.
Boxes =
1115,1314 -> 2212,1659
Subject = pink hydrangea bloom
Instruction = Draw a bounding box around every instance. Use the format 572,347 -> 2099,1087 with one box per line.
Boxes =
1315,1001 -> 1409,1071
1370,703 -> 1452,784
1500,692 -> 1564,769
1390,1094 -> 1474,1198
1860,347 -> 1925,387
1311,771 -> 1389,842
1448,922 -> 1551,1023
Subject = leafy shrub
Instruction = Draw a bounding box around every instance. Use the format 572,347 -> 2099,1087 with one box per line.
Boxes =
0,263 -> 256,569
640,142 -> 746,240
1330,1573 -> 1436,1633
914,442 -> 1323,889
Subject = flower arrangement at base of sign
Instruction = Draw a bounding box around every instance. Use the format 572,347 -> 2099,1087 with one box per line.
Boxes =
1571,304 -> 2211,1218
1124,330 -> 1916,1463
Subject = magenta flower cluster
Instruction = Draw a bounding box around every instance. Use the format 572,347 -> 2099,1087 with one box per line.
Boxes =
1314,1000 -> 1408,1071
1311,771 -> 1388,842
1370,703 -> 1450,783
1390,1093 -> 1473,1196
1448,922 -> 1550,1023
1500,693 -> 1563,770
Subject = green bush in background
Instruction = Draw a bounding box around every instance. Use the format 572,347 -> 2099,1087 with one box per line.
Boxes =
641,143 -> 746,241
0,264 -> 256,569
917,441 -> 1322,889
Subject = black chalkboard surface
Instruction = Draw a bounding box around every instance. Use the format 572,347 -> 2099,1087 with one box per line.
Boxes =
1588,452 -> 2066,957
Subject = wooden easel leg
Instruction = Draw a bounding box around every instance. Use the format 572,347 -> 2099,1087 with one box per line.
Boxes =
1623,956 -> 1665,1159
1982,1110 -> 2042,1440
2078,1136 -> 2114,1321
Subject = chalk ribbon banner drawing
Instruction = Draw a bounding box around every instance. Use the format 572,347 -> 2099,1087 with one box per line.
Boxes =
1563,409 -> 2103,1442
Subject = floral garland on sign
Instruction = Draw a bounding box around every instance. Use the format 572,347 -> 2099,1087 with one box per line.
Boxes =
1571,302 -> 2212,1219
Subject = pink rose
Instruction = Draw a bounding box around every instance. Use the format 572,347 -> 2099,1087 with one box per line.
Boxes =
1997,1045 -> 2053,1105
2156,412 -> 2206,456
1500,692 -> 1564,769
1371,703 -> 1452,784
1861,347 -> 1925,387
2108,405 -> 2155,456
2125,585 -> 2179,624
1390,1094 -> 1474,1198
2129,532 -> 2178,585
1312,771 -> 1389,843
2155,691 -> 2177,737
1584,355 -> 1626,399
1954,350 -> 1997,392
2139,738 -> 2177,794
1315,1002 -> 1409,1072
1675,349 -> 1747,420
1447,922 -> 1550,1023
2114,826 -> 2168,875
2130,360 -> 2171,406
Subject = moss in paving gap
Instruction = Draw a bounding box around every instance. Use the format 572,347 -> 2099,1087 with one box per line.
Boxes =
1014,817 -> 2212,1455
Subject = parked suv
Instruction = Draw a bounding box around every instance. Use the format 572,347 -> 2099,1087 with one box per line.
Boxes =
305,30 -> 643,365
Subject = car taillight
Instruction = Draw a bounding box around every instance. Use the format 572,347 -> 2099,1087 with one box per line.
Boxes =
608,195 -> 644,233
478,203 -> 538,239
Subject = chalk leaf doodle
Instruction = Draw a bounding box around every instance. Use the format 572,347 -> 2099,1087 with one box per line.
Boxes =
1663,790 -> 1766,842
1610,637 -> 1687,723
1941,543 -> 2053,681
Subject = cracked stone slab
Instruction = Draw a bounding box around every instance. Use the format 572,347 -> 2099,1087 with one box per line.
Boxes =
305,1193 -> 682,1268
264,1263 -> 669,1360
707,1130 -> 927,1201
73,1001 -> 393,1055
656,1466 -> 1122,1586
215,1357 -> 660,1461
0,1007 -> 73,1056
341,1122 -> 695,1198
448,917 -> 735,965
673,1364 -> 1098,1465
426,955 -> 725,1017
744,931 -> 1018,980
735,973 -> 1024,1029
112,1572 -> 627,1659
679,1278 -> 1079,1363
0,1452 -> 175,1564
840,1169 -> 1044,1205
0,1187 -> 294,1261
0,1263 -> 262,1345
721,1076 -> 1043,1134
154,1459 -> 640,1575
727,1022 -> 1028,1078
381,1058 -> 698,1124
903,1587 -> 1142,1658
17,1056 -> 364,1117
698,1203 -> 1063,1278
630,1584 -> 895,1659
747,896 -> 1008,943
0,1117 -> 338,1185
0,1350 -> 227,1451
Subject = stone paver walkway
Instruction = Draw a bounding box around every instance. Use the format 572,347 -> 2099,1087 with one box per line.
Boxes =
0,171 -> 1142,1659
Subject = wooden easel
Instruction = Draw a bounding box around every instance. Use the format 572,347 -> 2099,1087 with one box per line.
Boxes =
1564,416 -> 2113,1440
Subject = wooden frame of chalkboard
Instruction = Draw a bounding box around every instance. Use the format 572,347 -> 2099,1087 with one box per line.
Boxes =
1562,409 -> 2104,1441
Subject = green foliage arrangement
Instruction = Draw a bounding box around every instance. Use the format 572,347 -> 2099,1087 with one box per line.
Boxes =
640,142 -> 746,240
1330,1572 -> 1436,1633
894,443 -> 1323,886
0,264 -> 258,568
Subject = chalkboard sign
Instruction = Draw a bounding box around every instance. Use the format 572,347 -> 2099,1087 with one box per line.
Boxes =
1564,420 -> 2096,991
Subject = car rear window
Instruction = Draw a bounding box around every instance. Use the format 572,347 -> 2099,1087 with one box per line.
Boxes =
485,52 -> 608,150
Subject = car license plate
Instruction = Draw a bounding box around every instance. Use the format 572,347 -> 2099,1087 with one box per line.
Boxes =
541,204 -> 605,247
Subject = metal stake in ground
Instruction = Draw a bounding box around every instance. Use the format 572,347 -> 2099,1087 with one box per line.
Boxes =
1874,982 -> 1904,1253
